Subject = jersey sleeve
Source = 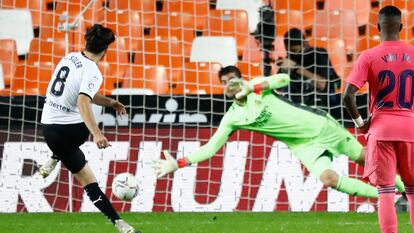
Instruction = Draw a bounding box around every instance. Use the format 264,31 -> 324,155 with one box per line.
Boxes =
79,70 -> 103,99
346,51 -> 370,89
250,73 -> 290,89
187,115 -> 235,164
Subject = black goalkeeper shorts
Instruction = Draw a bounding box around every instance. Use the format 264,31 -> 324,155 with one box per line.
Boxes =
42,122 -> 90,173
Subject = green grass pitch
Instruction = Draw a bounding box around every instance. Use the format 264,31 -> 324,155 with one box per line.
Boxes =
0,212 -> 410,233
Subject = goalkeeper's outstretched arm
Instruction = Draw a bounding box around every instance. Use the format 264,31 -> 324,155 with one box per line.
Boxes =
154,117 -> 234,177
233,73 -> 290,99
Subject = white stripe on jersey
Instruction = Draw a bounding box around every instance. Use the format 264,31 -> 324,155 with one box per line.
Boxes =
41,52 -> 103,124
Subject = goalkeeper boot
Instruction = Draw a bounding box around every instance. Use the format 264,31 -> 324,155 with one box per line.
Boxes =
395,193 -> 409,212
115,219 -> 141,233
39,158 -> 58,178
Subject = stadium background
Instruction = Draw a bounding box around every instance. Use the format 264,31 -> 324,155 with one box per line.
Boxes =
0,0 -> 411,219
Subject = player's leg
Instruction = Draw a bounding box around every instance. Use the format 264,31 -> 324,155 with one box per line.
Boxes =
43,124 -> 139,233
309,154 -> 378,198
355,148 -> 406,195
370,139 -> 398,233
396,141 -> 414,230
64,149 -> 139,233
38,154 -> 59,178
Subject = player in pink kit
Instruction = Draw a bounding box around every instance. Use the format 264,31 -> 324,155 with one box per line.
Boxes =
344,6 -> 414,233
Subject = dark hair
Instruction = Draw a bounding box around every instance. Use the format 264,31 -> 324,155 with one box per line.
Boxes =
283,28 -> 305,48
379,5 -> 401,19
218,66 -> 242,79
85,24 -> 115,54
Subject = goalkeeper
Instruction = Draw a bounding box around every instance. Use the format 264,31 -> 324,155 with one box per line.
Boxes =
155,65 -> 405,199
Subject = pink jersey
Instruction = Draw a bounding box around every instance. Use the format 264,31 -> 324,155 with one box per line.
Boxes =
347,41 -> 414,141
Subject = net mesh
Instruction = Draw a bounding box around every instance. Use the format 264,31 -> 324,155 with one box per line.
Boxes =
0,0 -> 411,213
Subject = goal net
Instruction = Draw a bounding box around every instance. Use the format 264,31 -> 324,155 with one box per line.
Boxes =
0,0 -> 407,213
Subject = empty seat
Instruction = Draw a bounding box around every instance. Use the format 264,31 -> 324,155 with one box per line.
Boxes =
103,10 -> 143,52
122,65 -> 183,95
203,10 -> 249,57
150,12 -> 196,56
308,38 -> 348,79
183,62 -> 223,94
0,39 -> 18,87
162,0 -> 209,30
54,0 -> 104,26
324,0 -> 371,26
6,0 -> 48,29
27,38 -> 66,64
98,61 -> 119,95
108,0 -> 156,28
242,36 -> 262,62
0,62 -> 54,96
237,61 -> 262,79
190,36 -> 238,66
276,10 -> 313,36
0,9 -> 34,55
368,8 -> 413,42
269,0 -> 316,12
313,10 -> 359,53
136,36 -> 185,68
216,0 -> 264,32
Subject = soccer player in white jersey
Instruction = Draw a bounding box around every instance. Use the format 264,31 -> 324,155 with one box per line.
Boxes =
39,24 -> 140,233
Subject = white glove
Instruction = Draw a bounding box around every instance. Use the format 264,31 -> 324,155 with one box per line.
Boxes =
233,80 -> 253,100
154,150 -> 178,178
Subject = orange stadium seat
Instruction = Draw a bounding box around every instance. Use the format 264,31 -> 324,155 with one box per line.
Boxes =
162,0 -> 209,30
369,6 -> 414,43
237,61 -> 262,79
98,61 -> 118,95
376,0 -> 414,11
183,62 -> 222,94
242,36 -> 262,63
102,36 -> 129,88
150,12 -> 196,56
309,38 -> 348,79
4,0 -> 48,29
203,10 -> 249,57
275,10 -> 314,36
123,65 -> 183,94
0,39 -> 18,87
103,10 -> 143,52
136,36 -> 185,68
0,62 -> 54,96
55,0 -> 104,26
268,0 -> 316,12
27,38 -> 66,64
313,10 -> 359,53
324,0 -> 371,26
108,0 -> 156,28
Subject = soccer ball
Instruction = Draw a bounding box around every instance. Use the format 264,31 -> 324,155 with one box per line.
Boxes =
112,173 -> 139,201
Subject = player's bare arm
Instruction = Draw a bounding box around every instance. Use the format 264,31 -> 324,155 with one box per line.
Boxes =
92,94 -> 127,116
343,83 -> 370,133
78,94 -> 109,149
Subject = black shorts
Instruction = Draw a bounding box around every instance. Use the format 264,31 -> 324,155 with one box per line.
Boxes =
42,122 -> 90,173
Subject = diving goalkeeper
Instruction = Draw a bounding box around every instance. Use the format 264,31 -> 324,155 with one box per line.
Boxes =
155,65 -> 405,199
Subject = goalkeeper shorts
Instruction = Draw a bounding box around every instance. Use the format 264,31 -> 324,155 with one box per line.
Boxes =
42,122 -> 89,173
291,115 -> 363,175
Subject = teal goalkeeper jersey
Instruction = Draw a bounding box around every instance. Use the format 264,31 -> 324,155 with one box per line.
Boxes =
187,76 -> 329,164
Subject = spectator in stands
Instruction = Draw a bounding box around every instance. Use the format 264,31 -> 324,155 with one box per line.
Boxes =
277,28 -> 341,111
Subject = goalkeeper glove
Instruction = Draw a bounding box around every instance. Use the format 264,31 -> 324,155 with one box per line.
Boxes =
154,150 -> 187,178
228,79 -> 262,99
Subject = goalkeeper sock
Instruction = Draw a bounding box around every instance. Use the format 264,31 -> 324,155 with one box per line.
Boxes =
378,187 -> 397,233
395,175 -> 405,194
336,176 -> 378,198
84,182 -> 120,224
405,186 -> 414,230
